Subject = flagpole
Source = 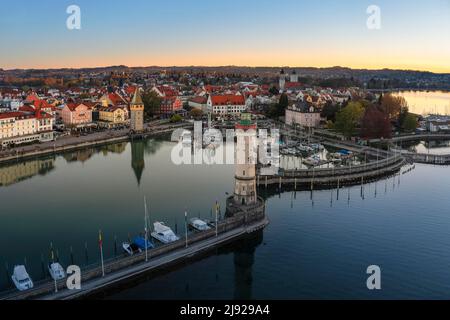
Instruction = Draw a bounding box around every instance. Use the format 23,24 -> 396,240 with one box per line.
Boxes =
215,201 -> 219,237
144,196 -> 149,262
51,242 -> 57,293
99,230 -> 105,277
185,209 -> 188,248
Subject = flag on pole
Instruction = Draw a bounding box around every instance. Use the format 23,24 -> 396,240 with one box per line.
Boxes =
98,230 -> 103,248
185,209 -> 188,248
50,242 -> 55,262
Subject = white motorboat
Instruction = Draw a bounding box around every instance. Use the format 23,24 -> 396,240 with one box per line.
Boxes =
11,265 -> 34,291
303,155 -> 321,166
189,218 -> 212,231
48,262 -> 66,281
151,222 -> 180,244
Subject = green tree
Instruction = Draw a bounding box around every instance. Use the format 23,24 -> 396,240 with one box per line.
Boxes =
170,114 -> 183,123
321,102 -> 339,122
189,108 -> 203,119
279,93 -> 289,109
334,101 -> 365,138
268,86 -> 279,95
265,93 -> 290,119
142,91 -> 162,118
402,113 -> 418,132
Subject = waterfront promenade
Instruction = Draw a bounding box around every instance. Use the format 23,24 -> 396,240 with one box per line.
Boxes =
0,122 -> 193,165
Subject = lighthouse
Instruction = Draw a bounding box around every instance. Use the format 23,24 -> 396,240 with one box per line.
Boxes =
233,113 -> 258,206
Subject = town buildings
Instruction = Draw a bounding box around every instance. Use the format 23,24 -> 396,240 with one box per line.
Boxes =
0,110 -> 54,147
207,94 -> 247,115
285,102 -> 322,128
61,103 -> 93,127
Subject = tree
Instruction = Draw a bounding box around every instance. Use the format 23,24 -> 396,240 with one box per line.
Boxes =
265,94 -> 289,119
380,93 -> 408,121
361,105 -> 392,139
402,113 -> 418,132
142,91 -> 162,118
189,108 -> 203,120
279,93 -> 289,109
170,114 -> 183,123
321,102 -> 339,122
268,86 -> 279,95
334,101 -> 365,138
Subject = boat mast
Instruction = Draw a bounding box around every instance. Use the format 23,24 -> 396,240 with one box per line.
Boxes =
144,196 -> 149,262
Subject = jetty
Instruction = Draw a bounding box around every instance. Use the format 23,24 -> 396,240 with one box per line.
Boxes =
0,198 -> 267,300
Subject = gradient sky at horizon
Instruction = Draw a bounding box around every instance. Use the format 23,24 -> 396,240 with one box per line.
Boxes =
1,0 -> 450,72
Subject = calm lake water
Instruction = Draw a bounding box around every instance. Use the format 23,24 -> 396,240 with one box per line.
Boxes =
394,90 -> 450,115
1,136 -> 450,299
397,140 -> 450,155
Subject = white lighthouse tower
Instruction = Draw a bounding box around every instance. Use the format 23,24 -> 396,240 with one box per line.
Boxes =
233,113 -> 258,206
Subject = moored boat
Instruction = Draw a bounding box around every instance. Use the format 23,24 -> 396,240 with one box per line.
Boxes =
11,265 -> 34,291
189,218 -> 212,231
151,222 -> 180,244
48,262 -> 66,281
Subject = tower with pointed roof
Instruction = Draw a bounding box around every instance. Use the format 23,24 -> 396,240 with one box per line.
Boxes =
130,88 -> 144,132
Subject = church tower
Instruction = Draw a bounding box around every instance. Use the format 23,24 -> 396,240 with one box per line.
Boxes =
234,113 -> 257,206
290,69 -> 298,83
130,88 -> 144,133
279,69 -> 286,92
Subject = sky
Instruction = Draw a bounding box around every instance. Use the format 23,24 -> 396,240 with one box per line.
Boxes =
1,0 -> 450,72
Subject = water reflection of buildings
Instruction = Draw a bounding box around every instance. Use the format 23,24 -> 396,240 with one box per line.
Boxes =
0,158 -> 55,187
62,142 -> 127,163
130,139 -> 165,185
131,140 -> 146,185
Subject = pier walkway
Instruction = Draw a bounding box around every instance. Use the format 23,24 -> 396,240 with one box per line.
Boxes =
268,126 -> 406,188
0,199 -> 266,300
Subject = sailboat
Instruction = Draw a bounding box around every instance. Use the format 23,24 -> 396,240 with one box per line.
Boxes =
122,196 -> 154,256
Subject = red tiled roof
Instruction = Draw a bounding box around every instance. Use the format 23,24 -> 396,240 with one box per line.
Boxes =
210,95 -> 245,106
66,103 -> 91,111
189,96 -> 208,104
108,93 -> 127,106
0,112 -> 24,119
